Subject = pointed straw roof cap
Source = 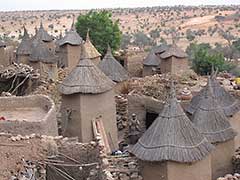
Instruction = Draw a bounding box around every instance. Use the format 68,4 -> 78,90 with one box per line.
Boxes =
35,21 -> 54,42
186,72 -> 240,117
98,45 -> 128,82
83,30 -> 101,59
58,44 -> 115,95
130,81 -> 214,163
17,26 -> 32,55
192,77 -> 236,143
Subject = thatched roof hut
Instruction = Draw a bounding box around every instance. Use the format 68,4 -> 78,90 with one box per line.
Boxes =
98,46 -> 128,82
58,23 -> 83,46
192,78 -> 236,143
186,75 -> 240,117
160,44 -> 187,59
130,83 -> 213,163
17,26 -> 32,55
143,44 -> 168,66
34,22 -> 54,42
83,30 -> 101,59
29,41 -> 56,64
58,45 -> 115,95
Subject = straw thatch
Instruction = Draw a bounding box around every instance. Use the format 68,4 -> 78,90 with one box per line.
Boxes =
58,44 -> 115,95
130,83 -> 213,163
186,75 -> 240,117
59,23 -> 83,46
160,44 -> 187,59
83,30 -> 101,59
29,40 -> 56,64
98,46 -> 128,82
17,26 -> 32,55
35,22 -> 54,42
192,77 -> 236,144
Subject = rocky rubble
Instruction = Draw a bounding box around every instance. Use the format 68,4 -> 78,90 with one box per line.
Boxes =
128,72 -> 200,101
105,155 -> 142,180
233,147 -> 240,173
217,173 -> 240,180
116,95 -> 128,130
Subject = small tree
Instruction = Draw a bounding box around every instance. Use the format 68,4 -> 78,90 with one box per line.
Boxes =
76,11 -> 122,54
187,43 -> 232,75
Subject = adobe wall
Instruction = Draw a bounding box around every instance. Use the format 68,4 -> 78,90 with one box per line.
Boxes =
61,90 -> 118,150
171,57 -> 189,76
45,41 -> 55,53
167,155 -> 212,180
140,161 -> 167,180
211,140 -> 235,180
126,51 -> 147,77
0,48 -> 8,67
142,65 -> 154,77
67,44 -> 81,71
0,95 -> 58,136
160,58 -> 172,74
17,54 -> 29,64
58,46 -> 67,68
127,92 -> 163,132
229,111 -> 240,148
80,90 -> 118,150
61,94 -> 82,138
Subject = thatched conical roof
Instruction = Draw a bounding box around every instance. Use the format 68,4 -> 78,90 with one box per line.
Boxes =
83,30 -> 101,59
59,22 -> 83,46
35,22 -> 54,42
192,78 -> 236,143
29,40 -> 56,64
160,44 -> 187,59
130,83 -> 213,163
143,44 -> 168,66
98,46 -> 128,82
58,45 -> 115,95
186,75 -> 240,117
17,26 -> 32,55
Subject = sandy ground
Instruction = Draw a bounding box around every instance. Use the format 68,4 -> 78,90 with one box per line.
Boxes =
0,107 -> 47,122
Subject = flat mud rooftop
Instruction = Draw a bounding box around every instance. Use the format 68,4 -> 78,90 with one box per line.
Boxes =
0,107 -> 47,122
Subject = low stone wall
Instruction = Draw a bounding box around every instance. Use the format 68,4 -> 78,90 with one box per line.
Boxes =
0,95 -> 58,136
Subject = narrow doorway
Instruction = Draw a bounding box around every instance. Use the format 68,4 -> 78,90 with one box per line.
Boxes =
145,111 -> 159,129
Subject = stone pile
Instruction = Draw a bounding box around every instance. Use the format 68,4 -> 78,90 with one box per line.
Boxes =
105,155 -> 142,180
233,147 -> 240,173
217,173 -> 240,180
116,95 -> 128,130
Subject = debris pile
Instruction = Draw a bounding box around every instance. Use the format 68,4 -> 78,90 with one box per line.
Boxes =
0,63 -> 39,80
233,147 -> 240,173
128,73 -> 201,101
217,173 -> 240,180
0,63 -> 39,95
106,155 -> 142,180
116,95 -> 128,130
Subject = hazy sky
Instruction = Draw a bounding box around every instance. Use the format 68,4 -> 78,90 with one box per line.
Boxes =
2,0 -> 240,11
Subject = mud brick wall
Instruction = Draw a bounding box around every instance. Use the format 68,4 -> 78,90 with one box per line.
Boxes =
0,95 -> 58,136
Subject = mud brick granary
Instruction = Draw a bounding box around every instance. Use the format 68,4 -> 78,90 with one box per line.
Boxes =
130,83 -> 214,180
191,77 -> 236,179
16,26 -> 32,64
58,21 -> 83,70
58,44 -> 118,150
142,44 -> 168,77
